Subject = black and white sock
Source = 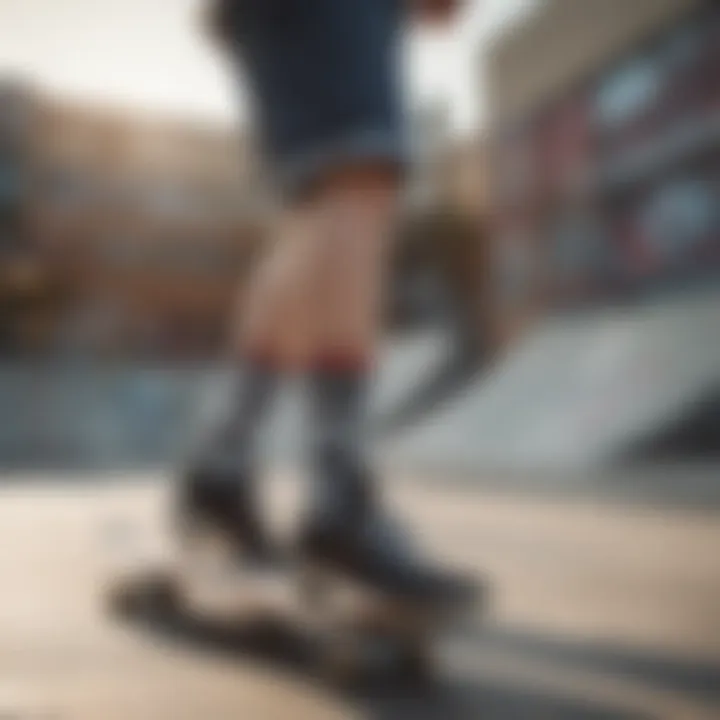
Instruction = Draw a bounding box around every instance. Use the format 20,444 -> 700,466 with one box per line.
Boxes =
194,356 -> 279,476
306,356 -> 376,526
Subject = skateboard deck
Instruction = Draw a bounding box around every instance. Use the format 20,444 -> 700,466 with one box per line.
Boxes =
102,522 -> 483,688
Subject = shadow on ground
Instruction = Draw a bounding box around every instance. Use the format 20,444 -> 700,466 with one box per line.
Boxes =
481,627 -> 720,706
98,584 -> 720,720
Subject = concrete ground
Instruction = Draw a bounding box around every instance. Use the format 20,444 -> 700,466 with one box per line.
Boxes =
1,474 -> 719,720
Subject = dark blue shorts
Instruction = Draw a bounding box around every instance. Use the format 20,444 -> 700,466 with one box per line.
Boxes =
229,0 -> 408,199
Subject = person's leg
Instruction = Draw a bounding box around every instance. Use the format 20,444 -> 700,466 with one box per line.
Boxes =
286,168 -> 476,604
301,165 -> 400,526
179,208 -> 319,559
239,208 -> 325,371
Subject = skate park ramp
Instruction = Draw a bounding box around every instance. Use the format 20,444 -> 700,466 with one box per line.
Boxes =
383,289 -> 720,473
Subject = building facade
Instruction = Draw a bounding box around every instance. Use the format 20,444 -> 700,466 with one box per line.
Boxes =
485,0 -> 719,337
0,83 -> 267,359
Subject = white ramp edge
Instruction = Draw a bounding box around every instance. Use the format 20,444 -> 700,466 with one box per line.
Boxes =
383,289 -> 720,473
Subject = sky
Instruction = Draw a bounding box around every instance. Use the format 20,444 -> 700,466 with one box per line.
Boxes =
0,0 -> 533,134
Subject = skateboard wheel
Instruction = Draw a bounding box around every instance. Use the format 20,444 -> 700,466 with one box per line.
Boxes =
297,563 -> 329,607
318,632 -> 369,689
106,572 -> 177,619
320,630 -> 434,690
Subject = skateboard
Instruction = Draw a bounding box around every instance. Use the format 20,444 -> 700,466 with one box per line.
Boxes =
103,519 -> 483,688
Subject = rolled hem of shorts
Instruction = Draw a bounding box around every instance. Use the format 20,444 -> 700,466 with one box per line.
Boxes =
273,128 -> 410,201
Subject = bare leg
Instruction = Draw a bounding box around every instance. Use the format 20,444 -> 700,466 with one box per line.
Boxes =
178,208 -> 319,558
310,165 -> 399,358
298,165 -> 401,524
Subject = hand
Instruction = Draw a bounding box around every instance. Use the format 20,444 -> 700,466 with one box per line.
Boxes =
412,0 -> 461,26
